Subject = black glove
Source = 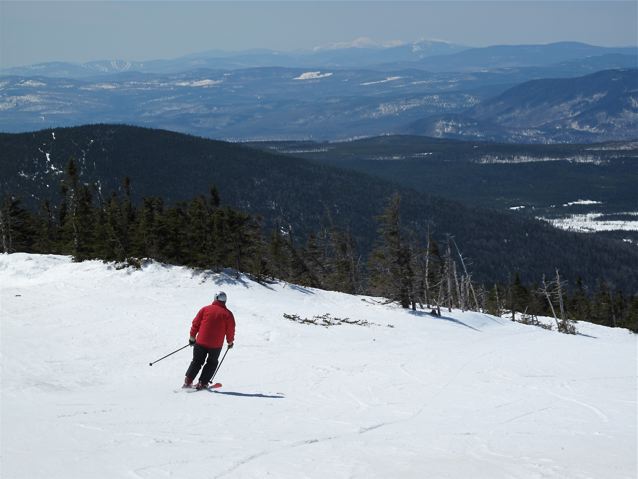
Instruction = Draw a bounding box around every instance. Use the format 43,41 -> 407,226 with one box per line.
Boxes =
189,336 -> 196,346
227,342 -> 234,349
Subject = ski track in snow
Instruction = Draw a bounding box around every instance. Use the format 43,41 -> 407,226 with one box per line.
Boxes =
1,254 -> 636,479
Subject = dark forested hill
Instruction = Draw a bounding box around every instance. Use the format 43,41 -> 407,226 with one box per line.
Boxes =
249,135 -> 638,228
2,124 -> 637,291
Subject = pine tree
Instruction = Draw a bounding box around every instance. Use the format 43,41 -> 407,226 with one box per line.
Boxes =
223,207 -> 262,276
59,159 -> 96,260
302,233 -> 327,287
159,203 -> 188,264
267,228 -> 290,281
280,225 -> 315,287
99,193 -> 126,261
326,228 -> 360,294
132,197 -> 163,259
0,195 -> 35,253
568,277 -> 590,322
509,272 -> 529,319
592,280 -> 614,327
185,195 -> 211,267
119,177 -> 135,256
369,193 -> 414,308
624,295 -> 638,332
73,184 -> 97,261
209,186 -> 221,209
33,200 -> 58,254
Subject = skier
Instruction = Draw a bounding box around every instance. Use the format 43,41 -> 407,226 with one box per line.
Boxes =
183,291 -> 235,389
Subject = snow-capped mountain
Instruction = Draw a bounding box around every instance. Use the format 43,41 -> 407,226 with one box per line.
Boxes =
1,253 -> 635,478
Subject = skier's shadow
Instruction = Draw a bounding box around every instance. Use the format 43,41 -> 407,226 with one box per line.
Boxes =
409,310 -> 481,332
212,390 -> 285,399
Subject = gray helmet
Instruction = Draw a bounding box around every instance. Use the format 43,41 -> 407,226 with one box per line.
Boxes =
215,291 -> 227,303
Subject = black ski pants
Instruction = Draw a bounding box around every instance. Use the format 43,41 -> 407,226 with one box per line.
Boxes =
186,344 -> 222,385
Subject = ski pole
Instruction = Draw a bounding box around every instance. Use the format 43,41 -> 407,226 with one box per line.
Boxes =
211,346 -> 231,382
148,344 -> 190,366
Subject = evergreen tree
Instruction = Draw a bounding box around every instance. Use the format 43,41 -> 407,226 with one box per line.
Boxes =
624,295 -> 638,332
159,203 -> 188,264
326,228 -> 360,294
302,233 -> 327,287
33,200 -> 58,254
369,193 -> 414,308
222,207 -> 262,275
281,225 -> 316,287
0,195 -> 35,253
209,186 -> 221,209
509,273 -> 530,316
185,195 -> 211,267
59,159 -> 96,260
568,277 -> 591,322
592,280 -> 614,327
267,229 -> 290,281
119,177 -> 135,256
132,197 -> 164,260
100,193 -> 126,261
73,184 -> 97,261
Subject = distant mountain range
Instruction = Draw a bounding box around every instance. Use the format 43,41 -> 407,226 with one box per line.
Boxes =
0,40 -> 468,77
3,41 -> 635,77
409,69 -> 638,143
2,124 -> 638,291
1,42 -> 636,143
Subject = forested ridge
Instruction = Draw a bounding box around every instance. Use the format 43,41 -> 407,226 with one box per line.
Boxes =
1,125 -> 637,330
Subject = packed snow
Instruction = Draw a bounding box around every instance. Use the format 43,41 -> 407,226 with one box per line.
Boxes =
1,254 -> 636,479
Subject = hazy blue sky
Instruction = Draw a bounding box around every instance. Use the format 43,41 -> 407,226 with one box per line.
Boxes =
1,1 -> 636,68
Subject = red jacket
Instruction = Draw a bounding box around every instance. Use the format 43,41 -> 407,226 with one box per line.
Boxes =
190,300 -> 235,348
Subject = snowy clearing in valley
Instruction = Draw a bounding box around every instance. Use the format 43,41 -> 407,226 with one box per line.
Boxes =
538,212 -> 638,233
360,76 -> 402,86
174,79 -> 223,88
293,72 -> 333,81
1,254 -> 636,479
562,199 -> 603,207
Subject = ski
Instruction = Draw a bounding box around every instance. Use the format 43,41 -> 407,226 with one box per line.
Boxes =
183,382 -> 222,392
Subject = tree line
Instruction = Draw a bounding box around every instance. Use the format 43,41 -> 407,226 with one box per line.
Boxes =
2,159 -> 637,332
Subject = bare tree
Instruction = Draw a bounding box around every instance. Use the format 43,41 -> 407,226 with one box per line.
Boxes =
451,237 -> 480,311
540,270 -> 577,334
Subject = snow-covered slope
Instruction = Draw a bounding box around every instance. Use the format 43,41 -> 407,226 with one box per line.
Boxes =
1,254 -> 636,479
